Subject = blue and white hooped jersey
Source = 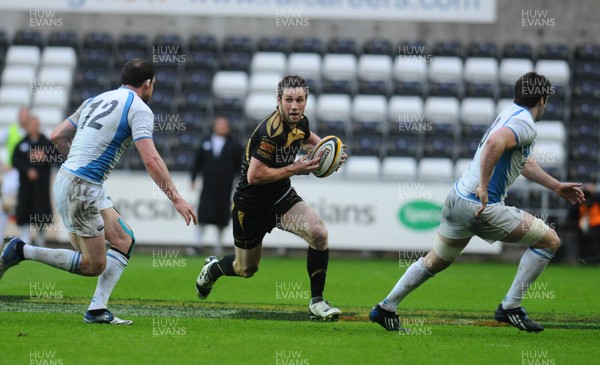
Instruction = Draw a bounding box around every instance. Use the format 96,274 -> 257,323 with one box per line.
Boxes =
455,103 -> 537,204
63,87 -> 154,184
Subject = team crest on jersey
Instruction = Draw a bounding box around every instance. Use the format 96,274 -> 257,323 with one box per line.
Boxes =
257,139 -> 276,160
267,115 -> 284,138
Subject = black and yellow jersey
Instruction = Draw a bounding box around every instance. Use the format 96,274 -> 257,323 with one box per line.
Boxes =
233,108 -> 311,211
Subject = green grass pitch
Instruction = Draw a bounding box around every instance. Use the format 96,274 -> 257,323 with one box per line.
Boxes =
1,254 -> 599,365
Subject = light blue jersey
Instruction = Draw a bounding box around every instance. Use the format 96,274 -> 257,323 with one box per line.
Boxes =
455,103 -> 537,204
63,87 -> 153,184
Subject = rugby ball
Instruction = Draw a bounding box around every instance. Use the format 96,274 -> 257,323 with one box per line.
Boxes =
310,136 -> 343,178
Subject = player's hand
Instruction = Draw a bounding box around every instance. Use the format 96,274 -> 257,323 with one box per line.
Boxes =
555,182 -> 585,205
475,185 -> 488,217
336,145 -> 348,172
27,168 -> 39,181
292,156 -> 320,175
173,199 -> 198,226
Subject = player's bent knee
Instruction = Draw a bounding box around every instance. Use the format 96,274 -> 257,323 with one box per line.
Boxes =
535,229 -> 561,252
432,236 -> 464,262
84,258 -> 106,276
309,224 -> 328,249
240,265 -> 259,278
519,218 -> 551,247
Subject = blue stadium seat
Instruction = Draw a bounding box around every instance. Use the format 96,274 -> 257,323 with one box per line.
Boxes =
48,31 -> 78,48
422,134 -> 455,158
538,43 -> 570,60
570,142 -> 598,161
75,67 -> 109,87
543,98 -> 566,120
573,61 -> 600,80
568,160 -> 597,182
502,42 -> 534,59
571,99 -> 600,119
181,89 -> 211,110
433,40 -> 464,58
83,32 -> 113,50
154,67 -> 178,89
570,119 -> 600,140
154,34 -> 184,47
292,37 -> 323,54
572,79 -> 600,98
257,36 -> 288,53
387,134 -> 419,157
150,89 -> 175,109
187,51 -> 217,70
13,30 -> 44,47
458,135 -> 481,158
118,33 -> 148,51
223,35 -> 253,53
220,51 -> 252,71
115,48 -> 147,68
350,132 -> 383,157
188,34 -> 218,52
78,48 -> 111,67
575,43 -> 600,61
183,68 -> 213,90
327,38 -> 357,54
362,38 -> 393,55
467,41 -> 498,58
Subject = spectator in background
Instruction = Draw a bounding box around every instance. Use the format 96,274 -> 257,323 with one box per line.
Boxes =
0,107 -> 29,240
12,115 -> 61,246
569,183 -> 600,264
190,117 -> 243,256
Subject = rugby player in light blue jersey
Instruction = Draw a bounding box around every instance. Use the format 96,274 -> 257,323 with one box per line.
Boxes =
0,59 -> 197,324
370,72 -> 584,332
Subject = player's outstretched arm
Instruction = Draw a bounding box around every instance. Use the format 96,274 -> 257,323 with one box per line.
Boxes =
50,119 -> 77,157
476,127 -> 517,216
247,156 -> 320,185
522,157 -> 585,205
135,138 -> 198,225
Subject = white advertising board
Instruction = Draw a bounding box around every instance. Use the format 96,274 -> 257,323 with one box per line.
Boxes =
58,172 -> 503,254
4,0 -> 497,23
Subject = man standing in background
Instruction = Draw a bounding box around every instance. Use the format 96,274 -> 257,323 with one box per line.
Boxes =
190,116 -> 243,256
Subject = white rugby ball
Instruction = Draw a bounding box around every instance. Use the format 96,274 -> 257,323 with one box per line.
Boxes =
310,136 -> 343,178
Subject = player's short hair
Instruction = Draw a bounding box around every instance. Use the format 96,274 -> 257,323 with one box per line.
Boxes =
121,59 -> 155,88
514,72 -> 552,108
277,75 -> 309,98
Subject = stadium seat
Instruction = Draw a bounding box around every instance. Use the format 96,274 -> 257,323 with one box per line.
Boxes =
31,106 -> 64,129
352,95 -> 386,133
357,54 -> 392,95
13,30 -> 44,47
149,89 -> 175,109
387,96 -> 424,135
424,97 -> 460,135
251,52 -> 287,74
220,51 -> 252,71
83,32 -> 113,50
212,71 -> 249,100
428,57 -> 463,96
463,57 -> 498,97
454,158 -> 472,179
188,34 -> 218,52
460,98 -> 495,125
496,98 -> 514,115
467,41 -> 499,58
543,98 -> 566,120
0,106 -> 20,126
79,48 -> 111,67
381,157 -> 417,180
183,68 -> 213,90
1,65 -> 37,86
387,133 -> 419,157
37,66 -> 73,88
535,60 -> 570,96
257,36 -> 289,53
244,92 -> 277,123
41,47 -> 77,69
571,98 -> 600,119
392,56 -> 427,95
117,33 -> 148,54
458,134 -> 481,159
350,132 -> 383,156
418,158 -> 453,181
569,141 -> 598,161
154,67 -> 178,89
362,38 -> 393,55
187,51 -> 217,70
432,40 -> 464,58
568,160 -> 597,182
115,48 -> 147,69
287,53 -> 321,93
292,37 -> 323,54
248,72 -> 281,93
502,42 -> 534,59
327,38 -> 357,54
536,121 -> 566,143
343,156 -> 381,179
538,43 -> 570,60
180,89 -> 211,110
572,79 -> 600,98
315,94 -> 351,138
32,88 -> 69,111
223,35 -> 253,53
48,31 -> 78,48
321,54 -> 356,94
569,119 -> 599,140
154,34 -> 184,47
5,45 -> 41,67
574,43 -> 600,61
498,58 -> 534,97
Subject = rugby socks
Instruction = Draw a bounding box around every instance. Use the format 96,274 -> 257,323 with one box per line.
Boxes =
19,225 -> 31,244
88,248 -> 129,311
209,254 -> 236,279
379,257 -> 434,312
307,247 -> 329,299
501,247 -> 554,310
22,245 -> 82,273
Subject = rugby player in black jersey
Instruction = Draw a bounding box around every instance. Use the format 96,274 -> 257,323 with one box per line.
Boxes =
195,75 -> 346,321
